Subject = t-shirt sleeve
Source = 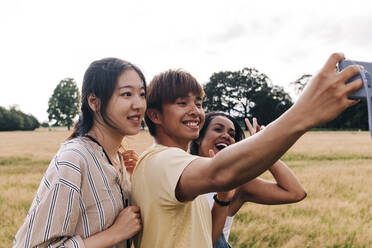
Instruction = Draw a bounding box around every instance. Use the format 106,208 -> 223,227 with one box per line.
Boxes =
145,147 -> 199,205
204,192 -> 215,209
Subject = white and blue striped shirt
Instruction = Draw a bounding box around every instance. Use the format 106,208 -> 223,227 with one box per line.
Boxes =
14,137 -> 130,248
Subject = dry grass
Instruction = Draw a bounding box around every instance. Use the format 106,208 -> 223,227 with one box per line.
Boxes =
1,129 -> 372,247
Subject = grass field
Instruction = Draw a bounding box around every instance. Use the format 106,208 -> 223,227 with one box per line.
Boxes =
1,129 -> 372,247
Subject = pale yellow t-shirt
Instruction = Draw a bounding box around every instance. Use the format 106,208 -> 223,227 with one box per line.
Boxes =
131,144 -> 212,248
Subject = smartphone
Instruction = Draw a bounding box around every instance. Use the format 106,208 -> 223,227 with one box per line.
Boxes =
337,59 -> 372,99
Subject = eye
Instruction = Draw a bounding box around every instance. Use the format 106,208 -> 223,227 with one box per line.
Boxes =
213,127 -> 222,133
140,91 -> 146,97
121,92 -> 131,97
195,102 -> 202,108
229,132 -> 235,139
177,101 -> 187,105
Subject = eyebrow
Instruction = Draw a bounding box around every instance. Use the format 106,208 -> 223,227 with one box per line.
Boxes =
118,85 -> 145,90
178,95 -> 203,100
213,123 -> 235,132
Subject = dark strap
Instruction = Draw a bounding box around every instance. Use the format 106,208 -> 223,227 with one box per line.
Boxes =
85,135 -> 113,165
85,134 -> 131,247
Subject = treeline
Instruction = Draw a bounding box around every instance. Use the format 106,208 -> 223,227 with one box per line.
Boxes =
0,106 -> 40,131
1,69 -> 369,132
203,68 -> 369,131
318,99 -> 368,130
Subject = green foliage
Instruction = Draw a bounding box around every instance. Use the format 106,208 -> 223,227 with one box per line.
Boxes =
203,68 -> 293,127
47,78 -> 80,130
291,74 -> 369,130
319,99 -> 369,130
40,121 -> 49,128
290,74 -> 312,94
0,156 -> 49,167
0,105 -> 39,131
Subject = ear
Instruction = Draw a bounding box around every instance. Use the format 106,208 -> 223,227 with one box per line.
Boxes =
87,94 -> 100,113
146,109 -> 162,125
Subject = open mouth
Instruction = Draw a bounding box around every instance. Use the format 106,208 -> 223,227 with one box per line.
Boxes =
128,115 -> 141,122
183,120 -> 199,128
215,143 -> 228,151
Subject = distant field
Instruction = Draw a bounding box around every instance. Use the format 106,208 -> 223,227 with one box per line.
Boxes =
1,130 -> 372,247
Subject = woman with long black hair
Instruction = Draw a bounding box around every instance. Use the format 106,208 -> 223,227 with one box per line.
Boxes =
14,57 -> 146,248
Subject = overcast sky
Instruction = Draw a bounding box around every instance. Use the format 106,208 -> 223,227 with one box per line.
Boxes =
1,0 -> 372,122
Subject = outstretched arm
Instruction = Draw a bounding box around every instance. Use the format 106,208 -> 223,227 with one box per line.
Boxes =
176,53 -> 363,202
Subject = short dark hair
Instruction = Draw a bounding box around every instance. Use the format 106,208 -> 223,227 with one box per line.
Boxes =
189,112 -> 245,155
68,57 -> 146,139
145,69 -> 204,136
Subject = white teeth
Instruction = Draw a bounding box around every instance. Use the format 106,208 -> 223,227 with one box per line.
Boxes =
215,143 -> 228,150
216,143 -> 228,148
128,116 -> 140,120
185,121 -> 198,127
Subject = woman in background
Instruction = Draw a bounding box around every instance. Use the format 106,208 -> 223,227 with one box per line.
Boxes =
14,57 -> 146,248
190,112 -> 307,248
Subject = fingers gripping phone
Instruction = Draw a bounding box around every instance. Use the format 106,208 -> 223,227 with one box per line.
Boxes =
337,59 -> 372,99
337,59 -> 372,138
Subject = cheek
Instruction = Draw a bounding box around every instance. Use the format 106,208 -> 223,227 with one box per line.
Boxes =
140,98 -> 147,110
201,136 -> 215,151
199,143 -> 210,157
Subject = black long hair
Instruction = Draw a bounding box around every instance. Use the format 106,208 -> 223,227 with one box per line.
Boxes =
190,112 -> 245,155
68,57 -> 146,139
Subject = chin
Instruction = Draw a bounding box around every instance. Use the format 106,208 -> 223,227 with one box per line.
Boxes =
124,128 -> 140,136
189,133 -> 199,140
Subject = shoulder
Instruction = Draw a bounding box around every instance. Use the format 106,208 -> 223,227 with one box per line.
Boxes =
135,144 -> 199,187
52,137 -> 99,179
139,144 -> 198,169
58,137 -> 99,164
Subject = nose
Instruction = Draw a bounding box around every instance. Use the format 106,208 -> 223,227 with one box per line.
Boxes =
220,131 -> 233,143
221,132 -> 230,140
132,94 -> 146,110
188,103 -> 202,117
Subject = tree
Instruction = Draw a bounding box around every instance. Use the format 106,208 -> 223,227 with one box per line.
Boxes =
203,68 -> 293,127
290,74 -> 312,94
0,105 -> 39,131
47,78 -> 80,130
290,74 -> 369,130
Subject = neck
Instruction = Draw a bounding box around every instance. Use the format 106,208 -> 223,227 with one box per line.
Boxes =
87,123 -> 124,158
154,129 -> 190,151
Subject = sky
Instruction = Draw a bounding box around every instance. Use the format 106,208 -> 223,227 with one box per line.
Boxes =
1,0 -> 372,122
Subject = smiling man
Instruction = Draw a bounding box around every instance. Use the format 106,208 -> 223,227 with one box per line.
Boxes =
131,54 -> 363,248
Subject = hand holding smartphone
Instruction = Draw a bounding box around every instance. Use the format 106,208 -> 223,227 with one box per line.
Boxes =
337,59 -> 372,138
337,59 -> 372,99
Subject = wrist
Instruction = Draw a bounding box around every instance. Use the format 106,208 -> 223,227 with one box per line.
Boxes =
106,224 -> 126,245
213,194 -> 231,206
216,192 -> 231,202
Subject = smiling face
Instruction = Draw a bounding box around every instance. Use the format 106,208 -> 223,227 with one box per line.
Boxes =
198,115 -> 236,157
105,69 -> 146,136
155,92 -> 205,149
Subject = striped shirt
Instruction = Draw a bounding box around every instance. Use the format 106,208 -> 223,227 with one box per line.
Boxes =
14,137 -> 131,248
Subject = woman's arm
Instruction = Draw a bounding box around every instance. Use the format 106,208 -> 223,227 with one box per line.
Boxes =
211,192 -> 234,246
83,206 -> 141,248
208,150 -> 235,246
229,119 -> 306,216
20,153 -> 141,248
228,160 -> 306,216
